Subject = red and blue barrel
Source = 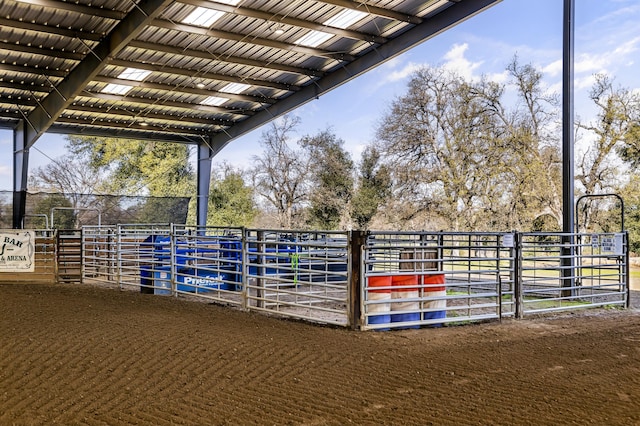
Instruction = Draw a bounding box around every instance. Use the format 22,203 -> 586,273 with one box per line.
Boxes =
390,274 -> 421,328
367,275 -> 392,329
422,274 -> 446,326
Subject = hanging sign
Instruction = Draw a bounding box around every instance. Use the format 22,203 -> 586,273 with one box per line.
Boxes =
0,230 -> 35,272
599,233 -> 624,256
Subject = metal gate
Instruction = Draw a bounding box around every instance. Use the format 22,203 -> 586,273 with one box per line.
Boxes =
81,225 -> 629,331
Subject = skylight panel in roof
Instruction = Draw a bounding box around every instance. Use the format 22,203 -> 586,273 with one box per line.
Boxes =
220,82 -> 251,94
294,31 -> 333,48
201,96 -> 228,106
212,0 -> 241,4
324,9 -> 367,29
183,7 -> 224,27
102,83 -> 133,95
118,68 -> 152,81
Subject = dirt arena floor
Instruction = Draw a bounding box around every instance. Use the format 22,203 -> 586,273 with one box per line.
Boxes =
1,283 -> 639,426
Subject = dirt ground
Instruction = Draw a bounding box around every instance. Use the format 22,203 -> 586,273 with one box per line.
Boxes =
1,283 -> 639,426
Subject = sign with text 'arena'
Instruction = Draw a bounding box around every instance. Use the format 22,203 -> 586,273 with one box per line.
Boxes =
0,231 -> 35,272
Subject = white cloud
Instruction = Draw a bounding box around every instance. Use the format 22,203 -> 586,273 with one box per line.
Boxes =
383,61 -> 423,83
543,59 -> 562,77
575,73 -> 602,91
0,165 -> 10,180
441,43 -> 483,80
486,70 -> 510,84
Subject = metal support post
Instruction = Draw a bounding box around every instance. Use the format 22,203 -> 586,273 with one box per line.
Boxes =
561,0 -> 576,297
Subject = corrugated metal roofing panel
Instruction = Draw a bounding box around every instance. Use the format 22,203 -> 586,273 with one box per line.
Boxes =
0,0 -> 501,147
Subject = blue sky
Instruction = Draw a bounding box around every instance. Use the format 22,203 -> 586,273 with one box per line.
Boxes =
1,0 -> 638,190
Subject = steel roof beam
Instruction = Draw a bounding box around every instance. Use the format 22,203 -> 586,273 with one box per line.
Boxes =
83,91 -> 256,116
92,75 -> 276,105
0,17 -> 104,42
56,116 -> 211,134
64,104 -> 229,126
0,41 -> 85,61
47,124 -> 203,144
108,58 -> 296,93
207,0 -> 500,154
317,0 -> 423,24
151,19 -> 355,62
127,40 -> 325,78
11,0 -> 126,20
21,0 -> 175,148
182,0 -> 388,44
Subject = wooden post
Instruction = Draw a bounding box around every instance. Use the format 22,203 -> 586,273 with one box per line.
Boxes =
349,230 -> 366,330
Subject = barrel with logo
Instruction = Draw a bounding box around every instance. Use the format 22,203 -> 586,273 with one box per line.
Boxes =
422,273 -> 446,326
367,275 -> 392,329
390,274 -> 420,328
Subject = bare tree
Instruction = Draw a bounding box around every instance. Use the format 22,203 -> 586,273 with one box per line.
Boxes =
376,66 -> 510,230
575,74 -> 640,231
250,115 -> 310,228
375,59 -> 564,231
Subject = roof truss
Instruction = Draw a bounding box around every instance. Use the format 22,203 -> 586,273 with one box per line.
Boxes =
0,0 -> 502,149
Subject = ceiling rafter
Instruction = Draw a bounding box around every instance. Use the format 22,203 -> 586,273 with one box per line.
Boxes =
83,90 -> 257,117
0,41 -> 85,61
151,19 -> 355,62
180,0 -> 387,44
10,0 -> 126,20
317,0 -> 424,24
126,40 -> 325,78
108,58 -> 297,93
22,0 -> 176,147
0,0 -> 501,145
47,123 -> 204,144
65,103 -> 230,126
56,115 -> 211,133
0,17 -> 104,42
92,75 -> 277,105
53,116 -> 209,138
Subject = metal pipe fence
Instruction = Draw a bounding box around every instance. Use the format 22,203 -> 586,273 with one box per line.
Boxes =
82,225 -> 351,326
362,231 -> 515,331
79,225 -> 629,330
0,229 -> 57,284
518,232 -> 628,315
244,229 -> 350,326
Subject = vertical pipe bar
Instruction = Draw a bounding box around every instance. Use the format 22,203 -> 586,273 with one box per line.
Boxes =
625,231 -> 630,308
514,232 -> 522,319
170,223 -> 177,297
256,230 -> 265,309
117,224 -> 123,290
241,227 -> 248,310
561,0 -> 576,296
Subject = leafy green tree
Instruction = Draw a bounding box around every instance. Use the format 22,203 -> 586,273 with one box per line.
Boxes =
31,193 -> 75,229
67,136 -> 195,196
351,146 -> 391,229
300,130 -> 354,230
207,164 -> 256,227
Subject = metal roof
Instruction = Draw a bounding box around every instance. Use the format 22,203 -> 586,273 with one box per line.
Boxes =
0,0 -> 501,155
